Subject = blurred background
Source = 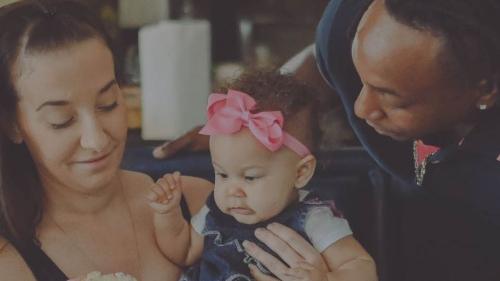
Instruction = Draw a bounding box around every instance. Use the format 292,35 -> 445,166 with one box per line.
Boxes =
84,0 -> 333,141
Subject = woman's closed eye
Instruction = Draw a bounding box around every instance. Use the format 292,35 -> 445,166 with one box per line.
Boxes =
97,101 -> 118,112
50,117 -> 75,129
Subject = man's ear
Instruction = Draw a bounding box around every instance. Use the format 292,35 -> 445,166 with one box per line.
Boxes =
294,154 -> 317,189
476,78 -> 499,110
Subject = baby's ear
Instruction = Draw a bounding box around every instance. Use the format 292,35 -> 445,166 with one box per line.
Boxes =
294,154 -> 317,189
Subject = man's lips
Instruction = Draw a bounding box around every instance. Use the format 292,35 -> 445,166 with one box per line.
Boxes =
366,121 -> 393,135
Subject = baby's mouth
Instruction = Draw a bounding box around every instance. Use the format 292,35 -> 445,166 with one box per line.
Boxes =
229,206 -> 254,215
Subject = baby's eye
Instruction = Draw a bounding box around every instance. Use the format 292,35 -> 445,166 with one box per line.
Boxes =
244,176 -> 258,182
216,172 -> 228,179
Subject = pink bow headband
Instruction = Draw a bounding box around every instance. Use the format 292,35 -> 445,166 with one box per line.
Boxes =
199,89 -> 311,157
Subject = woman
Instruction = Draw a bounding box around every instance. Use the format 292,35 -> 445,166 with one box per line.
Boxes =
155,0 -> 500,280
0,1 -> 212,280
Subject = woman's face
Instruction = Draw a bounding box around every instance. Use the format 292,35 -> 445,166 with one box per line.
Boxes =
13,38 -> 127,193
351,0 -> 483,141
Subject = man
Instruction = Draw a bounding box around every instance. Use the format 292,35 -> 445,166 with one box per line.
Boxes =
154,0 -> 500,280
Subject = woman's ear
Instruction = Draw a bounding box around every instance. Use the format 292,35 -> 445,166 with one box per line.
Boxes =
7,124 -> 23,144
476,78 -> 499,110
294,154 -> 317,189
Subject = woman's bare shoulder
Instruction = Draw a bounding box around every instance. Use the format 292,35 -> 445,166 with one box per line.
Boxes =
120,170 -> 155,195
181,176 -> 214,215
0,237 -> 36,280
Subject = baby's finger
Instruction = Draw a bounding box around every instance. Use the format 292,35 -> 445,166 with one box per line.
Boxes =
173,171 -> 182,187
163,174 -> 177,191
158,178 -> 174,202
151,182 -> 168,202
145,188 -> 159,202
149,201 -> 173,214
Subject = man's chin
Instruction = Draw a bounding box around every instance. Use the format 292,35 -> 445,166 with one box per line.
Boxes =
373,127 -> 409,141
388,133 -> 411,141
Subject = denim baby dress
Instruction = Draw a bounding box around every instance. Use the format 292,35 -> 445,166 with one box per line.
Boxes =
179,191 -> 352,281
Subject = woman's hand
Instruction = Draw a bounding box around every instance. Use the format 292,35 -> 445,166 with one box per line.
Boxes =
243,223 -> 329,281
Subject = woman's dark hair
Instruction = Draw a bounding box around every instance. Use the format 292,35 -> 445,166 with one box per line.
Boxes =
219,70 -> 323,152
0,0 -> 114,249
384,0 -> 500,92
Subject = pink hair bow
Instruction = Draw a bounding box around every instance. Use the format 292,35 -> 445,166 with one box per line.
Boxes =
199,89 -> 311,157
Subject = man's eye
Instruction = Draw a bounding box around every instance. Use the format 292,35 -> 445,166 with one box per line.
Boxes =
97,101 -> 118,112
50,117 -> 74,129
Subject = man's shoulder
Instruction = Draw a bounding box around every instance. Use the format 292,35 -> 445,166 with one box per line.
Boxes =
0,237 -> 36,280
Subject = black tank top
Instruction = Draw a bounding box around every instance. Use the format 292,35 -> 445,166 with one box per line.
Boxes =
15,196 -> 191,281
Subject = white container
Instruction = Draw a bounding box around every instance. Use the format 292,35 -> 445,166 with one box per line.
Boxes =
139,20 -> 211,140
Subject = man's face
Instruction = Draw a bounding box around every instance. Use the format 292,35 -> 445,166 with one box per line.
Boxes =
351,0 -> 481,141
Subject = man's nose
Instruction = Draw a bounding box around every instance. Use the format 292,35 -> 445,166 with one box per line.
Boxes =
354,86 -> 385,121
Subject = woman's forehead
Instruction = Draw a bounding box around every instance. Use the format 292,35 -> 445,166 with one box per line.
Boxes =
13,39 -> 114,102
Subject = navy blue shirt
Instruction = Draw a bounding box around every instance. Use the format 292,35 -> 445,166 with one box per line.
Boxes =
316,0 -> 500,280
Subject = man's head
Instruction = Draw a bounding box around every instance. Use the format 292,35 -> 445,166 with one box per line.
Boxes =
351,0 -> 499,141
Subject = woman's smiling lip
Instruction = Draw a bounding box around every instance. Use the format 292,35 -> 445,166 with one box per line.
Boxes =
74,149 -> 114,164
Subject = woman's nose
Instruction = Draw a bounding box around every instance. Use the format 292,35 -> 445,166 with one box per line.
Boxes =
80,117 -> 109,152
354,86 -> 385,121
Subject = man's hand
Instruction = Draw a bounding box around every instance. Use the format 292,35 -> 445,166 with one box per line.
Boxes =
152,125 -> 210,159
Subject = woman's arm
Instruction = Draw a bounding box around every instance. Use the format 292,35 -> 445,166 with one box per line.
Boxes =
0,237 -> 37,281
181,176 -> 213,215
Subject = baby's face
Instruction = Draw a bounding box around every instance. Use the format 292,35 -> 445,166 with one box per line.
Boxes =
210,129 -> 301,224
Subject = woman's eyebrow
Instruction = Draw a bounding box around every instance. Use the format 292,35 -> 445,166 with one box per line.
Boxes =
36,79 -> 117,111
36,100 -> 69,111
98,79 -> 117,95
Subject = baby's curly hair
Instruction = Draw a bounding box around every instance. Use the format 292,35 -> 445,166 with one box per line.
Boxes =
218,70 -> 322,153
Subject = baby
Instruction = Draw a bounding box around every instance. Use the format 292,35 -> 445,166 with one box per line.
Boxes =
147,71 -> 377,281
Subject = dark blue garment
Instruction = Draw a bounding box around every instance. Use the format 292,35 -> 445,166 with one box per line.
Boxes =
182,192 -> 336,281
315,1 -> 500,280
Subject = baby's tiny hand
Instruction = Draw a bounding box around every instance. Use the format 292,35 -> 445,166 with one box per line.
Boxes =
146,171 -> 182,214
